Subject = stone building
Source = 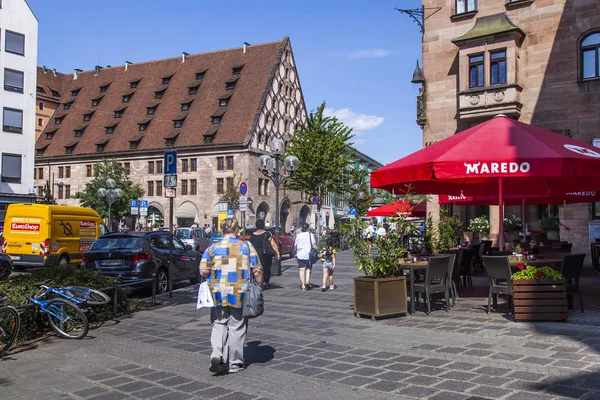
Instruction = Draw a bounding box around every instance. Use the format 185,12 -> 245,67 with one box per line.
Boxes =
33,38 -> 310,231
417,0 -> 600,253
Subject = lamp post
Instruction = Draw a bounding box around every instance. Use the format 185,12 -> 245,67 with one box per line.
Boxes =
258,138 -> 300,276
50,173 -> 65,204
97,178 -> 123,232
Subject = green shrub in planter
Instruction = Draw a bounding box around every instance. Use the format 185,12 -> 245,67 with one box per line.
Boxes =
468,216 -> 490,238
0,266 -> 136,343
540,215 -> 559,231
511,265 -> 563,281
503,214 -> 522,233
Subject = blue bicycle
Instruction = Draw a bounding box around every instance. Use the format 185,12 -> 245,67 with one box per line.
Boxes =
33,280 -> 111,307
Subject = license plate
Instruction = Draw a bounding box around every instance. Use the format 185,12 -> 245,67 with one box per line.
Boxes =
10,255 -> 20,260
101,259 -> 123,266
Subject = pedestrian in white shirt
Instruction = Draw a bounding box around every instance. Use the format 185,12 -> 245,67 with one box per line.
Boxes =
294,223 -> 317,291
376,224 -> 386,237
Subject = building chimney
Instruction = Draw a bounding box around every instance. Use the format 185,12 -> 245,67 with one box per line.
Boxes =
243,42 -> 250,54
94,65 -> 103,75
73,69 -> 82,80
182,52 -> 189,63
125,61 -> 132,71
52,69 -> 57,77
42,66 -> 47,74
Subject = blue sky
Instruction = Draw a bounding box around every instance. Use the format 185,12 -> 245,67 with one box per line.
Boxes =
28,0 -> 424,165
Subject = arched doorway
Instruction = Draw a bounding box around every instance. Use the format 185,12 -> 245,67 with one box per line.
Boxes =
299,205 -> 310,227
256,201 -> 270,226
280,198 -> 291,232
147,204 -> 164,230
176,200 -> 199,228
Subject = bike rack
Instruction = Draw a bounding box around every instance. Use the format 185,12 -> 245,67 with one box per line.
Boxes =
98,273 -> 159,319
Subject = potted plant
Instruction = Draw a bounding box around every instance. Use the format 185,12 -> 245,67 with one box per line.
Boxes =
511,265 -> 567,322
503,214 -> 522,243
468,216 -> 490,240
437,210 -> 462,251
348,209 -> 418,320
540,215 -> 560,241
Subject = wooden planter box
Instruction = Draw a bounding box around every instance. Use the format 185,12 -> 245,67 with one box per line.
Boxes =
513,279 -> 568,322
354,276 -> 407,320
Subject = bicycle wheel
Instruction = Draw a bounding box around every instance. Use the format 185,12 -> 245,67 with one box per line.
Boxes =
62,287 -> 111,306
0,306 -> 20,356
45,299 -> 88,339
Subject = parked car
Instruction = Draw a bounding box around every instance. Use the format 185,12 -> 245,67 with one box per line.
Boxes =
175,227 -> 211,253
81,232 -> 202,294
0,253 -> 12,281
242,227 -> 295,258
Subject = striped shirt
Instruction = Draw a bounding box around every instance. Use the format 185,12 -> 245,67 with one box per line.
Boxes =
200,237 -> 261,308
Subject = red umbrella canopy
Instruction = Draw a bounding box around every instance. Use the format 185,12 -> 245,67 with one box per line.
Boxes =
439,190 -> 600,206
371,115 -> 600,196
366,200 -> 426,217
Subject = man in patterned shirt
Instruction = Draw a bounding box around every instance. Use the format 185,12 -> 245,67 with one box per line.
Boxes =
200,218 -> 263,375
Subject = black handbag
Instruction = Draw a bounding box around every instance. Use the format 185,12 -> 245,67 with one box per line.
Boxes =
242,270 -> 264,318
263,232 -> 277,257
309,233 -> 319,264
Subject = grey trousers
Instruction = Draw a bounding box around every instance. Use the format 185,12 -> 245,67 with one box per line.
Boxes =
210,306 -> 248,366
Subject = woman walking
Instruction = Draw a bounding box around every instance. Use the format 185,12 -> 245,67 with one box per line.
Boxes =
294,223 -> 317,291
249,219 -> 280,289
200,218 -> 263,375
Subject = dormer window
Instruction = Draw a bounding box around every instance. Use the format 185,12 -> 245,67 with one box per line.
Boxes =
96,143 -> 106,152
83,112 -> 94,122
122,93 -> 133,103
105,124 -> 117,134
65,144 -> 77,154
130,79 -> 141,89
232,66 -> 243,76
181,101 -> 192,111
99,84 -> 110,93
154,89 -> 166,99
114,108 -> 126,118
74,126 -> 86,138
195,71 -> 206,80
45,129 -> 57,140
212,116 -> 222,125
147,105 -> 157,115
219,98 -> 229,107
51,90 -> 60,97
91,97 -> 103,107
55,116 -> 65,125
138,121 -> 150,132
71,88 -> 81,97
188,85 -> 200,95
162,75 -> 173,85
129,139 -> 141,150
173,119 -> 185,128
166,138 -> 176,147
225,80 -> 237,91
37,86 -> 44,94
63,101 -> 73,111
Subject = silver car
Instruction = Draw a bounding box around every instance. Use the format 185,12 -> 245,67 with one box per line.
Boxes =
175,228 -> 211,253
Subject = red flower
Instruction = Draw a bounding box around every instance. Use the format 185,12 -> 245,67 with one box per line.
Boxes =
536,270 -> 544,278
517,264 -> 525,270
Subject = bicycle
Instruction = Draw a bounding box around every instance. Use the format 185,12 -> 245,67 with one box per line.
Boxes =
33,279 -> 111,307
0,297 -> 20,357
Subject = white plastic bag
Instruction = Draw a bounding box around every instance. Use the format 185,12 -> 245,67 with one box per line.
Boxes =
196,281 -> 215,309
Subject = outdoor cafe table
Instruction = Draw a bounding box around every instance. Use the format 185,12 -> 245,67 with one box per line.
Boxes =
398,262 -> 428,315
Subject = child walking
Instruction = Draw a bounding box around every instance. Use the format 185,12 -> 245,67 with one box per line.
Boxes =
320,237 -> 337,292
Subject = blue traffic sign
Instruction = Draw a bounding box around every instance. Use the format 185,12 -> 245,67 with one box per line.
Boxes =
227,209 -> 234,217
140,200 -> 148,208
130,200 -> 138,208
349,207 -> 357,215
239,181 -> 248,196
311,196 -> 318,204
164,151 -> 177,175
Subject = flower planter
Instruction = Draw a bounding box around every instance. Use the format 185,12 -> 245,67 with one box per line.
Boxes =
354,276 -> 407,320
513,279 -> 568,322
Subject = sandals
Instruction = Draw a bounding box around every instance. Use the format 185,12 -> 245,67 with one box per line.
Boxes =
320,286 -> 327,292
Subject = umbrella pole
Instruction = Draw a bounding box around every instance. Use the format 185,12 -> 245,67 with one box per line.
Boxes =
521,198 -> 527,243
499,178 -> 504,251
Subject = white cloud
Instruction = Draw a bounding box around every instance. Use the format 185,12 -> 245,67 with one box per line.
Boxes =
347,48 -> 391,59
324,108 -> 384,133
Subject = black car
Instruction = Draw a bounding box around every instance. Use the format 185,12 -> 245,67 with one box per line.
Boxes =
81,232 -> 202,294
0,253 -> 12,281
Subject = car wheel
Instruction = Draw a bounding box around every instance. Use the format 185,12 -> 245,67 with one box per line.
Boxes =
0,261 -> 11,281
156,267 -> 169,294
57,255 -> 69,268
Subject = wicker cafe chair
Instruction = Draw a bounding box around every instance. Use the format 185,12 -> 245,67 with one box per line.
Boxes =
446,253 -> 458,307
482,256 -> 513,315
457,248 -> 474,290
560,253 -> 586,313
413,256 -> 450,315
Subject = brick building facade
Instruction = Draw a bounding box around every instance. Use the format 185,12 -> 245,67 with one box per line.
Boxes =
419,0 -> 600,253
33,38 -> 310,231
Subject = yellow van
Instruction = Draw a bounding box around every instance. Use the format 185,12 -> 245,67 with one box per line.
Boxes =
1,204 -> 108,267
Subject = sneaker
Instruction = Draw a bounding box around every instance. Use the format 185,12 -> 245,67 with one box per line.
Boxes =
228,364 -> 245,374
321,286 -> 327,292
209,356 -> 222,374
329,285 -> 338,290
306,283 -> 312,290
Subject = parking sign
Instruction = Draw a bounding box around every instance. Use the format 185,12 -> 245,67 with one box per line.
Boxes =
130,200 -> 139,215
164,151 -> 177,175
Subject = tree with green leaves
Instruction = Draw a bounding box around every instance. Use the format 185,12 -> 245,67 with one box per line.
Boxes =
74,159 -> 144,220
345,166 -> 373,216
285,102 -> 355,225
218,173 -> 245,210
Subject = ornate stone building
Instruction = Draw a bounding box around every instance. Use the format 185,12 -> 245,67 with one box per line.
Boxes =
33,38 -> 310,230
417,0 -> 600,254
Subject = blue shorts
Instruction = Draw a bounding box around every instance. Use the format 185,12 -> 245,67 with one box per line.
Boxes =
322,261 -> 334,269
297,259 -> 312,269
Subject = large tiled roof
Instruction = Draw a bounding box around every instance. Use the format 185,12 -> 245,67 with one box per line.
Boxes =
35,39 -> 286,158
36,66 -> 67,103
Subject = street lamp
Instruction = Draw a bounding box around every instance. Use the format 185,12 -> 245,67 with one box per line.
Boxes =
258,138 -> 300,275
97,178 -> 123,232
51,176 -> 65,204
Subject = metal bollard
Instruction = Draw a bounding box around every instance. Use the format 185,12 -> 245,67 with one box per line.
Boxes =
112,279 -> 118,318
151,273 -> 157,307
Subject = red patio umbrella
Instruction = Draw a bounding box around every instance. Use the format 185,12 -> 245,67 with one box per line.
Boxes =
371,115 -> 600,249
366,200 -> 426,218
439,191 -> 600,206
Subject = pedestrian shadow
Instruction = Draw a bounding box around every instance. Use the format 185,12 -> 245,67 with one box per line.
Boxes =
244,340 -> 275,365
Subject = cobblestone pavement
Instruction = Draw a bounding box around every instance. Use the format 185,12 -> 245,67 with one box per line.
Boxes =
2,251 -> 600,400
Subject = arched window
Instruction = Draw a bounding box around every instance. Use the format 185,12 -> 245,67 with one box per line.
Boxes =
582,32 -> 600,80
